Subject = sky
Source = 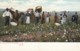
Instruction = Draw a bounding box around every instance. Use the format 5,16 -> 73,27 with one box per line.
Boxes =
0,0 -> 80,11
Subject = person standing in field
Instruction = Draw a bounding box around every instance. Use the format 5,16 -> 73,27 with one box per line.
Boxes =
14,10 -> 20,21
19,12 -> 26,25
34,11 -> 41,24
60,14 -> 63,24
62,12 -> 67,23
45,12 -> 50,23
2,8 -> 12,26
41,12 -> 45,24
54,13 -> 58,23
72,12 -> 78,24
25,11 -> 31,24
14,10 -> 20,25
61,12 -> 67,24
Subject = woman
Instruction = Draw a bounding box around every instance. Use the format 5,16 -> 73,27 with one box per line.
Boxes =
34,11 -> 41,24
41,12 -> 45,24
45,12 -> 50,23
25,11 -> 31,24
61,12 -> 67,24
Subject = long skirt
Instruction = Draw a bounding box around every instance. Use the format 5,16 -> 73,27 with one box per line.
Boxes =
26,16 -> 30,24
45,17 -> 49,23
61,17 -> 66,24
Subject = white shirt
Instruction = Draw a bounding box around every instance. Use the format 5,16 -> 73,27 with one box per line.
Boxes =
63,16 -> 67,21
2,11 -> 12,19
61,15 -> 67,24
34,12 -> 40,17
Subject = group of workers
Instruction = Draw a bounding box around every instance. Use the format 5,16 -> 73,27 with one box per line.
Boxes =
2,8 -> 79,26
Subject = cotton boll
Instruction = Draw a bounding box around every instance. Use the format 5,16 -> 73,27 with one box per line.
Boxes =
5,31 -> 8,34
15,34 -> 17,37
64,29 -> 66,32
57,38 -> 60,40
49,33 -> 53,36
64,29 -> 67,35
44,35 -> 47,37
64,32 -> 66,35
62,34 -> 66,38
65,39 -> 68,42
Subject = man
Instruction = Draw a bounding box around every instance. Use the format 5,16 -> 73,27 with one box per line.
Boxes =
2,8 -> 12,26
54,13 -> 58,23
34,11 -> 41,24
14,10 -> 20,25
72,12 -> 78,24
20,12 -> 26,24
